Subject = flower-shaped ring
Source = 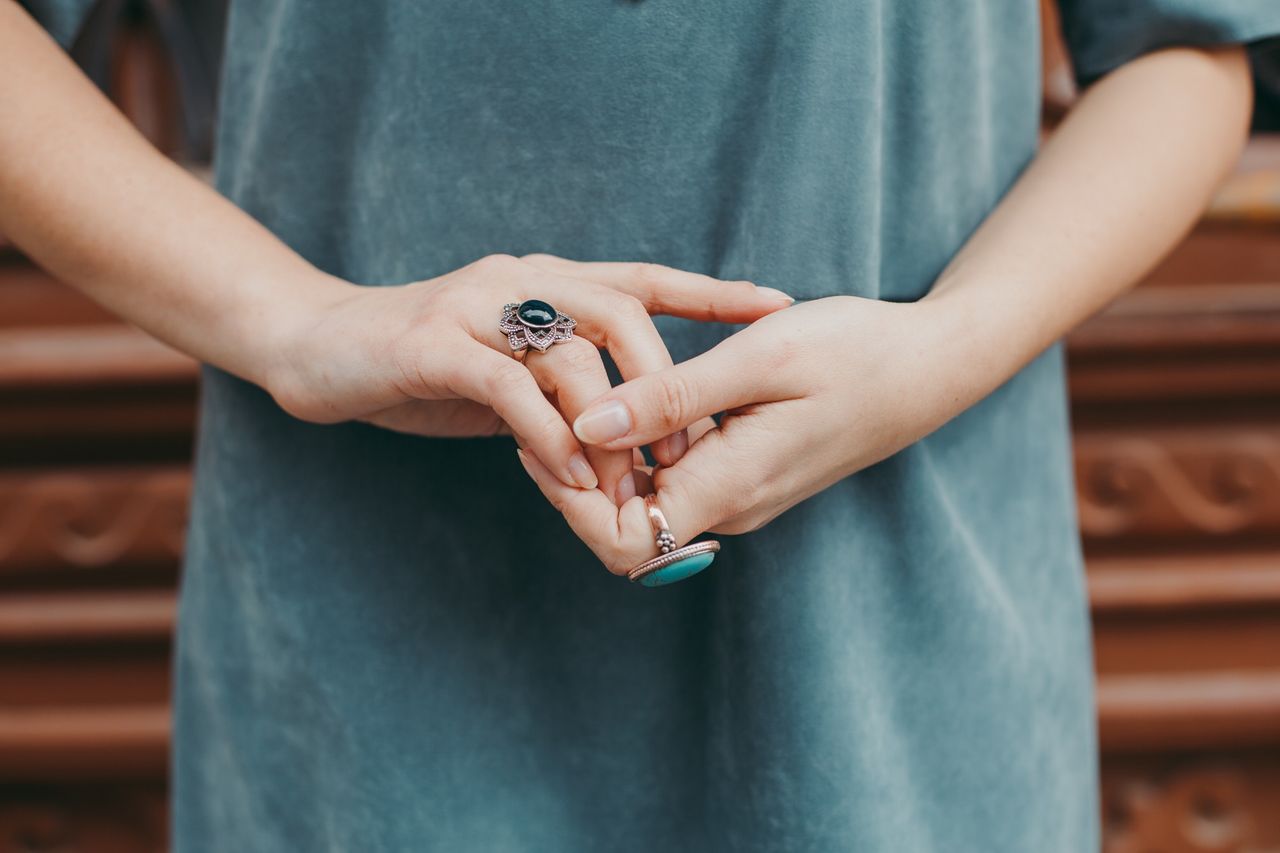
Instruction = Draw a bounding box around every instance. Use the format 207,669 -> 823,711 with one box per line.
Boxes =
499,300 -> 577,354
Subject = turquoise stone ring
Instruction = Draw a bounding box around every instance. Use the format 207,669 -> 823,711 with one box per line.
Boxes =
628,495 -> 720,586
638,551 -> 717,587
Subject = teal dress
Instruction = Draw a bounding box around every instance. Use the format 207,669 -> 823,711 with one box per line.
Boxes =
26,2 -> 1280,850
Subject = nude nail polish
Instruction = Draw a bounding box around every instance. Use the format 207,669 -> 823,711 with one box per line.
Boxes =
568,452 -> 599,489
574,401 -> 632,444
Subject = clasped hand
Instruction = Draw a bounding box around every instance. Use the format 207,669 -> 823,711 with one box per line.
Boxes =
517,291 -> 971,575
270,253 -> 967,577
267,252 -> 791,511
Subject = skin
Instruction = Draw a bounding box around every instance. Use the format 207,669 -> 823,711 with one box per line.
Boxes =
0,2 -> 792,507
518,45 -> 1256,574
0,4 -> 1256,576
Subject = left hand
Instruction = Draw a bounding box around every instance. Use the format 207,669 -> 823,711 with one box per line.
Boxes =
515,295 -> 976,574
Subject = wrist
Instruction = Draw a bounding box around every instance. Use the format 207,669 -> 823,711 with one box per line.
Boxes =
248,267 -> 359,407
912,282 -> 1013,418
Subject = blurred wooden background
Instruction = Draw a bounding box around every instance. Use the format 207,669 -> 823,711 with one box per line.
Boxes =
1,2 -> 1279,850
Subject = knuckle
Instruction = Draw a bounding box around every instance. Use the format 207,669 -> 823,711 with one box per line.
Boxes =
485,361 -> 532,400
651,374 -> 697,428
471,253 -> 522,277
631,262 -> 671,291
611,292 -> 652,323
519,252 -> 559,265
556,338 -> 603,373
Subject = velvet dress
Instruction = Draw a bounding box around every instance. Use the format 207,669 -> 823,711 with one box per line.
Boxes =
24,1 -> 1280,850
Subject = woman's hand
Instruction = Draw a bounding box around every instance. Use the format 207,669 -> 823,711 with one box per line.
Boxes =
265,253 -> 794,504
514,295 -> 977,573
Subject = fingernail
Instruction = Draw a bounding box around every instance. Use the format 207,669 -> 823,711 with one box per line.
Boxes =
516,448 -> 534,477
568,452 -> 598,489
665,429 -> 689,462
614,471 -> 637,505
574,400 -> 633,444
756,286 -> 794,304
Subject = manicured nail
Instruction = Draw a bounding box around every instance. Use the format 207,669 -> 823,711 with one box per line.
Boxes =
574,400 -> 632,444
568,452 -> 598,489
664,429 -> 689,463
516,448 -> 534,478
614,471 -> 637,506
756,286 -> 794,304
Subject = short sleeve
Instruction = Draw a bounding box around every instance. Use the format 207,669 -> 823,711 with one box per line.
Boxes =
1057,0 -> 1280,85
18,0 -> 100,50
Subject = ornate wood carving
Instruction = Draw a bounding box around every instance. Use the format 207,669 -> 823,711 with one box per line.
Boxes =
1103,755 -> 1280,853
1074,429 -> 1280,541
0,469 -> 188,576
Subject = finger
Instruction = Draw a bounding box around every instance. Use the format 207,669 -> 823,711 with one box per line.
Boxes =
463,254 -> 780,464
689,416 -> 717,445
467,266 -> 669,383
543,286 -> 690,466
657,401 -> 811,539
519,255 -> 793,463
649,425 -> 760,545
468,266 -> 691,465
362,399 -> 508,437
446,345 -> 598,490
571,329 -> 793,450
520,254 -> 794,323
516,448 -> 653,575
631,466 -> 654,498
523,336 -> 635,505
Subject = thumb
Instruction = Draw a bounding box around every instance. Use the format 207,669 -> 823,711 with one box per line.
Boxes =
571,331 -> 786,450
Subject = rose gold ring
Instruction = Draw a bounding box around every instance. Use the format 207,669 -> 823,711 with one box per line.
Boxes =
644,494 -> 678,555
626,494 -> 721,583
627,540 -> 721,583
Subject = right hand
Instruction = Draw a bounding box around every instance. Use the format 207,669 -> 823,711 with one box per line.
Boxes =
266,253 -> 793,504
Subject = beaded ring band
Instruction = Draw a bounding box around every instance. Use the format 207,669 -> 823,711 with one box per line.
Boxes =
627,495 -> 721,587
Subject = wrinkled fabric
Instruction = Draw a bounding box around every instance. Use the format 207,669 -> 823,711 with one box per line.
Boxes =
19,0 -> 1280,850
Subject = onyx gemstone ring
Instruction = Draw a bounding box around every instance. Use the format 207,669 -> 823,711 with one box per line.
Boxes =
500,300 -> 577,354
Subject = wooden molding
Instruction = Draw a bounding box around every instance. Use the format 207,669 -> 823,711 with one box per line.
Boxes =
1098,672 -> 1280,752
0,326 -> 195,388
1102,756 -> 1280,852
0,706 -> 168,782
0,590 -> 174,644
0,468 -> 189,575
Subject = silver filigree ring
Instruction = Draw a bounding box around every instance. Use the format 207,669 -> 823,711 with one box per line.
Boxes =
499,300 -> 577,353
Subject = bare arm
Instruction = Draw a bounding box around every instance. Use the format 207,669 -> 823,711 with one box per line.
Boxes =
926,44 -> 1254,403
516,45 -> 1257,572
0,1 -> 792,504
0,1 -> 338,390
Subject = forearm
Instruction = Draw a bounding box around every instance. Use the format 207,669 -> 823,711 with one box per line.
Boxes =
923,45 -> 1254,404
0,2 -> 349,390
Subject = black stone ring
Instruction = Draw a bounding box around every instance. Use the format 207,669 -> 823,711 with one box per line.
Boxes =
499,300 -> 577,354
